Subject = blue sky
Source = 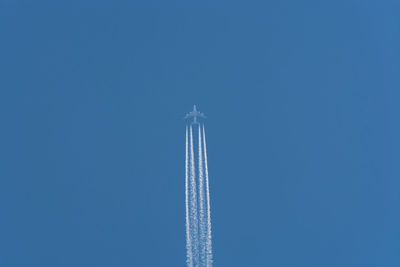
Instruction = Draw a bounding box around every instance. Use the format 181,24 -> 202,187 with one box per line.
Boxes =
1,1 -> 399,266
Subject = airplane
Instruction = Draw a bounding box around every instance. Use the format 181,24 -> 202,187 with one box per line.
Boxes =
184,105 -> 206,124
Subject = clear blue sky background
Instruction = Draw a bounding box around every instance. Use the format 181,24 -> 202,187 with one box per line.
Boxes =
1,1 -> 399,266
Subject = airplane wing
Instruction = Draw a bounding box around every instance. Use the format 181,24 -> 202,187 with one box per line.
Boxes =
184,112 -> 193,119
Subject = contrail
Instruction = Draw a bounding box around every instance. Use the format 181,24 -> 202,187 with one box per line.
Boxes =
198,125 -> 207,265
202,125 -> 213,266
184,106 -> 213,267
185,127 -> 193,267
189,125 -> 200,265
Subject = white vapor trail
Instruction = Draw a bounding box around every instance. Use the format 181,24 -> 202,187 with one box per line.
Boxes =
198,125 -> 207,265
189,125 -> 200,265
185,127 -> 193,267
185,123 -> 213,267
202,125 -> 213,266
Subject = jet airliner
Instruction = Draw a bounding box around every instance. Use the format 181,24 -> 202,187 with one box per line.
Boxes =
184,105 -> 206,124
